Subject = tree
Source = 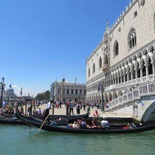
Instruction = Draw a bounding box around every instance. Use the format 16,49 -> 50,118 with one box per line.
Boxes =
35,90 -> 50,100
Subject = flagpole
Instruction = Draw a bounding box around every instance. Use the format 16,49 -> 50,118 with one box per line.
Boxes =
101,82 -> 104,112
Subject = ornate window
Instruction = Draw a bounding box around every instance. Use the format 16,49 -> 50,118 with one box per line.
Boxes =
134,11 -> 137,18
129,69 -> 131,80
148,57 -> 153,75
133,69 -> 136,79
142,62 -> 146,76
128,28 -> 136,49
88,68 -> 90,77
125,72 -> 127,81
99,57 -> 102,69
67,89 -> 69,94
113,41 -> 119,57
93,63 -> 95,73
104,53 -> 109,65
140,0 -> 145,6
71,89 -> 74,95
137,65 -> 140,78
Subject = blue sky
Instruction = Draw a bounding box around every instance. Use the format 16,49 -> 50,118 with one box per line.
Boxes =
0,0 -> 131,97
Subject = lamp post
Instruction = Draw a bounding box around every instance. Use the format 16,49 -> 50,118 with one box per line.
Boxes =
101,82 -> 104,111
98,81 -> 104,111
0,77 -> 6,108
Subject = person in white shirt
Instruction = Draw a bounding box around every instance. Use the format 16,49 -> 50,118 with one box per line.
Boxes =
101,118 -> 110,129
43,101 -> 52,122
37,108 -> 42,115
69,100 -> 74,115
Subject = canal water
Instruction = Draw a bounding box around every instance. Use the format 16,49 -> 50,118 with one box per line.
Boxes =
0,124 -> 155,155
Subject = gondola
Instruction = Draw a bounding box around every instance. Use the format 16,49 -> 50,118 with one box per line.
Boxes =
32,111 -> 89,122
16,107 -> 155,134
0,116 -> 26,125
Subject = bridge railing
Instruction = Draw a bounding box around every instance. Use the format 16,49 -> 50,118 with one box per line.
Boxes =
107,82 -> 155,110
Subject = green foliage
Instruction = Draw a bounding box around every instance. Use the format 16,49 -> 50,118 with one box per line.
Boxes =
35,90 -> 50,100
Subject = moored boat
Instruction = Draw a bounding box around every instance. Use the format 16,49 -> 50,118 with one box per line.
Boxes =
0,116 -> 26,125
16,107 -> 155,134
32,111 -> 89,122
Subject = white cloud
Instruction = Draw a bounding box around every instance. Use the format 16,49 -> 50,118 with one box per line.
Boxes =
12,85 -> 30,96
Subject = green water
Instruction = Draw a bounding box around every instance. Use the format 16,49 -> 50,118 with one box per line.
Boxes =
0,124 -> 155,155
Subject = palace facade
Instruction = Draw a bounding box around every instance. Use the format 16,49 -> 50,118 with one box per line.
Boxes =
50,78 -> 86,102
86,0 -> 155,121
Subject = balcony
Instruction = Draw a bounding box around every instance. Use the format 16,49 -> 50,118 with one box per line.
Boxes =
102,64 -> 109,71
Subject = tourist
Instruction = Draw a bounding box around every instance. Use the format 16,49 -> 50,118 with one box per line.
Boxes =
72,121 -> 80,128
37,108 -> 42,115
93,110 -> 100,117
56,100 -> 59,108
69,100 -> 74,115
66,101 -> 70,116
106,103 -> 109,109
82,102 -> 86,111
91,102 -> 94,109
33,107 -> 38,114
123,123 -> 131,129
76,103 -> 80,114
100,118 -> 110,129
80,118 -> 91,129
96,102 -> 100,109
92,117 -> 101,128
59,101 -> 62,108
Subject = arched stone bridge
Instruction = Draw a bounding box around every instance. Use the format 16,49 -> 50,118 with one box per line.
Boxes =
106,82 -> 155,122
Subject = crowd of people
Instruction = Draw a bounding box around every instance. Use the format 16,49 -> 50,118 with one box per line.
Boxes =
67,117 -> 110,129
0,103 -> 15,115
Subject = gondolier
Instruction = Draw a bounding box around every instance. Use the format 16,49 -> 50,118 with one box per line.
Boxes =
43,100 -> 52,122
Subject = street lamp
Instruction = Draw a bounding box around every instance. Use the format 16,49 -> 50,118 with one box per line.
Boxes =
101,82 -> 105,111
0,77 -> 6,108
98,81 -> 104,111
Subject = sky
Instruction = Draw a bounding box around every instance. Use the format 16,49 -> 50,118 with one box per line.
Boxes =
0,0 -> 131,97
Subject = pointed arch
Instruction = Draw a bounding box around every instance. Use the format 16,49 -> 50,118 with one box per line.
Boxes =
148,57 -> 153,75
99,57 -> 102,69
93,63 -> 95,74
113,40 -> 119,57
128,28 -> 136,49
88,68 -> 90,77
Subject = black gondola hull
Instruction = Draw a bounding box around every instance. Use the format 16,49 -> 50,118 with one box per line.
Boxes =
16,107 -> 155,134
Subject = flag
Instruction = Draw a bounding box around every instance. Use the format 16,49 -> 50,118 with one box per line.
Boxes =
98,83 -> 101,92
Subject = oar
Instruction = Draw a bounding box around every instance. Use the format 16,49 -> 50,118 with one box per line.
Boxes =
35,113 -> 50,136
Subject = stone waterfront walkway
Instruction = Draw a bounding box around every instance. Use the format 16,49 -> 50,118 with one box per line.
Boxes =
38,104 -> 132,118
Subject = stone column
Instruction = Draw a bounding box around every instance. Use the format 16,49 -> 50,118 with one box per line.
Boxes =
153,61 -> 155,76
145,64 -> 149,81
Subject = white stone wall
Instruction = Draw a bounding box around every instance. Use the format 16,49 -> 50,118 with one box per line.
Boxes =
50,81 -> 86,102
110,0 -> 155,67
86,0 -> 155,89
86,42 -> 104,82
